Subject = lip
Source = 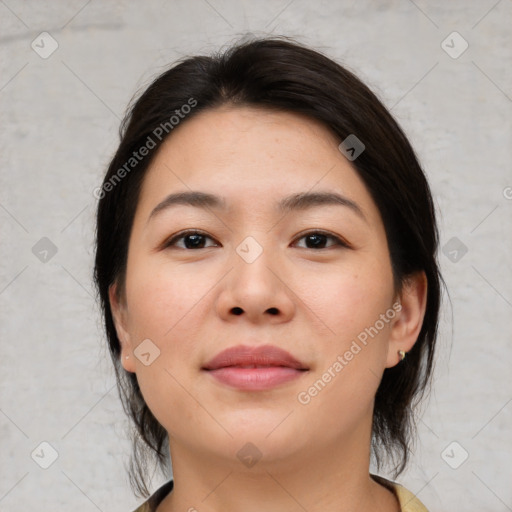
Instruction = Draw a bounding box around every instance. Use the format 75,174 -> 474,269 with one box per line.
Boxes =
202,344 -> 308,391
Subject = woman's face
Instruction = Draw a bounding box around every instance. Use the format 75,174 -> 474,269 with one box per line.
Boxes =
110,106 -> 422,469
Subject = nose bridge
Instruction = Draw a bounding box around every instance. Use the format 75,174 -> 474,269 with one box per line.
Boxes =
216,232 -> 294,322
232,233 -> 280,294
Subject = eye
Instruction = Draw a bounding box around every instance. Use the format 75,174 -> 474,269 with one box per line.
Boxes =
163,230 -> 219,250
161,229 -> 349,251
293,230 -> 349,250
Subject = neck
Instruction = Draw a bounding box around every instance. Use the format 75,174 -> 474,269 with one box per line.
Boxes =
157,416 -> 400,512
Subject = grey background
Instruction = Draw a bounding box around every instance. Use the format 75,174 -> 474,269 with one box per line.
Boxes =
1,1 -> 511,510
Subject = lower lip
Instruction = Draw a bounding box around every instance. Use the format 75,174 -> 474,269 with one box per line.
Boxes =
204,367 -> 306,391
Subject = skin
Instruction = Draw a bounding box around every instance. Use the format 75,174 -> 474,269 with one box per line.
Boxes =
110,106 -> 427,512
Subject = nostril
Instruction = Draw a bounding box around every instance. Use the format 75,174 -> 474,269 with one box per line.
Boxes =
231,307 -> 243,315
267,307 -> 279,315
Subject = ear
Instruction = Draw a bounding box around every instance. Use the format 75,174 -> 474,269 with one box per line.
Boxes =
385,271 -> 428,368
109,282 -> 136,373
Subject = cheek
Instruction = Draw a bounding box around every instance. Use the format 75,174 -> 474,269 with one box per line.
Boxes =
295,269 -> 393,429
123,264 -> 208,431
124,261 -> 203,340
123,260 -> 214,386
302,260 -> 394,344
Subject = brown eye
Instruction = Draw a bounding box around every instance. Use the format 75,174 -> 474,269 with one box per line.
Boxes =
294,231 -> 348,250
164,230 -> 219,250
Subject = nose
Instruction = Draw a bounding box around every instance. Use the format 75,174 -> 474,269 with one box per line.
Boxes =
215,241 -> 296,325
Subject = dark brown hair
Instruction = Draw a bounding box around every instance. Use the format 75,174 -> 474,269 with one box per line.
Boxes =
94,35 -> 442,497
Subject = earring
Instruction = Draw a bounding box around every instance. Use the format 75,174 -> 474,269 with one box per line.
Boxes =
125,355 -> 129,360
398,350 -> 406,361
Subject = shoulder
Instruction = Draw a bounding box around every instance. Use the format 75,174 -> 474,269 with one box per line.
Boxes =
392,483 -> 430,512
132,476 -> 429,512
131,480 -> 174,512
371,474 -> 430,512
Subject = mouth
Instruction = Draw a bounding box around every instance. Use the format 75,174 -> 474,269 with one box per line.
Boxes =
202,344 -> 309,391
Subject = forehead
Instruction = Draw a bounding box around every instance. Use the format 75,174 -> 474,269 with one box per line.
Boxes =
135,106 -> 381,225
156,105 -> 341,177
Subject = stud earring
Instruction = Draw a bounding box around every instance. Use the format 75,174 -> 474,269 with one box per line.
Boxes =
398,350 -> 406,361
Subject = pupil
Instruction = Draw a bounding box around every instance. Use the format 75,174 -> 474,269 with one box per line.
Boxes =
307,234 -> 326,248
185,234 -> 204,249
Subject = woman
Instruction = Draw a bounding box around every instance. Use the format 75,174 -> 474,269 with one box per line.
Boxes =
94,36 -> 441,512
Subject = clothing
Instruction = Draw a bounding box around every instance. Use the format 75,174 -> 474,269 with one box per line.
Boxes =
371,474 -> 430,512
132,474 -> 429,512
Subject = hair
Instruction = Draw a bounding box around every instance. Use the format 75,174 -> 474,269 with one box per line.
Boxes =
93,35 -> 443,497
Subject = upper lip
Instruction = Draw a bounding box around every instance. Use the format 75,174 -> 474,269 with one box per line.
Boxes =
202,344 -> 308,371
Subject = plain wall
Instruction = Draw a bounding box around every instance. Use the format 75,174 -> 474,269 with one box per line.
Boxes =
1,1 -> 511,510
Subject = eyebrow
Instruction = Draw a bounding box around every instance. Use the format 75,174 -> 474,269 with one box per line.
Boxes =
147,190 -> 367,223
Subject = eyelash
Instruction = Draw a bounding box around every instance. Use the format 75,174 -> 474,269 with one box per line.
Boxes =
162,229 -> 350,250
